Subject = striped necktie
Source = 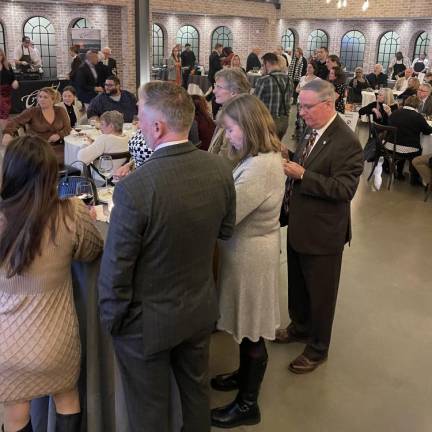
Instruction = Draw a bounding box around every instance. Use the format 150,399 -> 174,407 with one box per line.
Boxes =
282,130 -> 318,215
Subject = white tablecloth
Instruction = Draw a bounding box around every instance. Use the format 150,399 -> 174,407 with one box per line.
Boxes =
64,125 -> 135,165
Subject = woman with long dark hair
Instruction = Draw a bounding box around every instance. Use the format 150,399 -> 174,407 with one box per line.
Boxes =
167,46 -> 182,86
0,48 -> 19,129
191,95 -> 215,150
0,135 -> 103,432
329,66 -> 346,113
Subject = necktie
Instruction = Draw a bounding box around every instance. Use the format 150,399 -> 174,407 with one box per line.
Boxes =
282,129 -> 317,216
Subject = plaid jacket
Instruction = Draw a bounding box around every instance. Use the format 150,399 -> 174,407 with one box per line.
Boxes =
254,71 -> 292,118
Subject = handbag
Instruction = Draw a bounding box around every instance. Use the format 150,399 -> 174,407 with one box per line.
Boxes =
57,161 -> 98,201
363,126 -> 380,162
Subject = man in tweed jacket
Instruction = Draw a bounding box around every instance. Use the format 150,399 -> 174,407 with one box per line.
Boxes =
99,81 -> 236,432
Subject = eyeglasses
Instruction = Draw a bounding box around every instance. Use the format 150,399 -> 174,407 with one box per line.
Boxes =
298,100 -> 327,111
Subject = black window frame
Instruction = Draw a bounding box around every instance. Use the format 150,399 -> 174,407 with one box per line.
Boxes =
340,30 -> 366,71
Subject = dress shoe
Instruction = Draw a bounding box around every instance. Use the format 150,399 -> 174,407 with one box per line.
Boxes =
273,327 -> 308,344
211,370 -> 239,391
288,354 -> 327,374
211,395 -> 260,428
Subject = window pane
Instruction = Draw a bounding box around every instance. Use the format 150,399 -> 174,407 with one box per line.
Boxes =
152,23 -> 165,67
340,30 -> 366,71
73,18 -> 90,29
281,29 -> 295,52
414,31 -> 430,59
376,31 -> 400,71
24,16 -> 57,78
307,30 -> 328,58
176,25 -> 199,61
211,26 -> 233,50
0,22 -> 5,53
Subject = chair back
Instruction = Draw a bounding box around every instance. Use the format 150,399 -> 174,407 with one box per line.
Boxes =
88,151 -> 131,186
372,122 -> 398,154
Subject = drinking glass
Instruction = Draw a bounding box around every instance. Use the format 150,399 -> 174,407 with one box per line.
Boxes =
99,155 -> 113,188
76,181 -> 94,206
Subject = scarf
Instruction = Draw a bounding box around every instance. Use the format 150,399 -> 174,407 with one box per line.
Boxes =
288,56 -> 304,81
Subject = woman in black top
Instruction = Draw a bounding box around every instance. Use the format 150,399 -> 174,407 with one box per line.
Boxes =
359,88 -> 398,124
348,67 -> 370,103
0,48 -> 19,128
329,66 -> 346,113
56,86 -> 84,128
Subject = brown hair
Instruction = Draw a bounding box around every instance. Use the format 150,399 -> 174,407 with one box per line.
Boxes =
138,81 -> 195,133
70,45 -> 80,55
330,66 -> 345,85
407,77 -> 420,91
0,136 -> 72,278
0,48 -> 10,69
191,95 -> 213,122
62,85 -> 77,96
404,95 -> 421,109
219,94 -> 280,161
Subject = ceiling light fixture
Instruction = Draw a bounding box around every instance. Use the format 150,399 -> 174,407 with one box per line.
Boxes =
342,0 -> 347,6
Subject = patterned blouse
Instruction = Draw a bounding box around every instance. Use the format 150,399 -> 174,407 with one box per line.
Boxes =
128,129 -> 153,168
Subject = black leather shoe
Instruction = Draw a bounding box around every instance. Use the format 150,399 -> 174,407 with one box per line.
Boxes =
55,412 -> 81,432
211,396 -> 261,428
211,370 -> 239,391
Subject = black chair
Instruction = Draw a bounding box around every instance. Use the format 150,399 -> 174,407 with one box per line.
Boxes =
368,122 -> 399,190
87,151 -> 131,187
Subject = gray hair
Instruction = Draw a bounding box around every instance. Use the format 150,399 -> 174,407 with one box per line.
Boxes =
214,68 -> 251,95
100,110 -> 124,133
420,83 -> 432,94
138,81 -> 195,133
300,79 -> 336,103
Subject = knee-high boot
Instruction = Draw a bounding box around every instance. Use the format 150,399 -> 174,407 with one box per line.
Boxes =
211,346 -> 248,392
211,349 -> 268,428
55,412 -> 82,432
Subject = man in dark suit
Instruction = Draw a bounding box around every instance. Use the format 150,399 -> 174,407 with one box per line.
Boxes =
275,79 -> 363,373
74,50 -> 104,104
208,43 -> 223,86
417,83 -> 432,116
98,81 -> 236,432
101,46 -> 117,76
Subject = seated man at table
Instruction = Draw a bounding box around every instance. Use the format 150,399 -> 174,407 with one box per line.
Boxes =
388,95 -> 432,182
87,75 -> 137,123
417,83 -> 432,116
98,81 -> 236,432
77,110 -> 129,172
366,64 -> 388,89
394,68 -> 414,92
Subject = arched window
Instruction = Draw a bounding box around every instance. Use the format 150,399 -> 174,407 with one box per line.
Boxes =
24,16 -> 56,78
176,25 -> 199,60
211,26 -> 233,49
340,30 -> 366,71
72,18 -> 90,29
152,23 -> 165,67
377,31 -> 400,72
307,30 -> 328,58
281,28 -> 295,52
0,22 -> 5,53
413,31 -> 430,59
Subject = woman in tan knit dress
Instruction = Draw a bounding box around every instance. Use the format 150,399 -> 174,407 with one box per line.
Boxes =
0,136 -> 103,432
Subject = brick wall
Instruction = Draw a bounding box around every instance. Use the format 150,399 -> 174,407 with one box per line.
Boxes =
0,0 -> 135,92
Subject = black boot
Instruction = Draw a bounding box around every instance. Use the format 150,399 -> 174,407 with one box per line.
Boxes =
211,370 -> 239,392
55,412 -> 81,432
211,353 -> 268,428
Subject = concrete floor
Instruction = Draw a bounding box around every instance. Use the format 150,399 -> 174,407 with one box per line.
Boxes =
1,121 -> 432,431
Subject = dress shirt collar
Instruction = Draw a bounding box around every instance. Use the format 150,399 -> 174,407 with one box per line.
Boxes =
154,139 -> 189,151
403,106 -> 418,112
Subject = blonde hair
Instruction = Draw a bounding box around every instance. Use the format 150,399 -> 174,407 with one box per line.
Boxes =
408,77 -> 420,91
138,81 -> 194,133
214,68 -> 251,94
379,87 -> 395,106
219,94 -> 281,161
100,110 -> 124,133
39,87 -> 61,104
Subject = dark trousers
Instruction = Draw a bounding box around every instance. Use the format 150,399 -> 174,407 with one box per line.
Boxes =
113,326 -> 212,432
287,243 -> 343,360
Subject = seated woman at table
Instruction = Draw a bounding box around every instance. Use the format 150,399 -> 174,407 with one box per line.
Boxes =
388,96 -> 432,181
398,77 -> 420,102
329,66 -> 346,113
348,67 -> 370,103
77,110 -> 129,172
0,135 -> 103,432
2,87 -> 71,164
359,88 -> 398,124
56,85 -> 85,128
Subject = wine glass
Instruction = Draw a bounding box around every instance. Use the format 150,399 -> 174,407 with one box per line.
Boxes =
76,181 -> 94,206
99,155 -> 113,188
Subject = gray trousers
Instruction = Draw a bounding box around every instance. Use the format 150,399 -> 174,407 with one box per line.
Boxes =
412,154 -> 432,185
113,326 -> 212,432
